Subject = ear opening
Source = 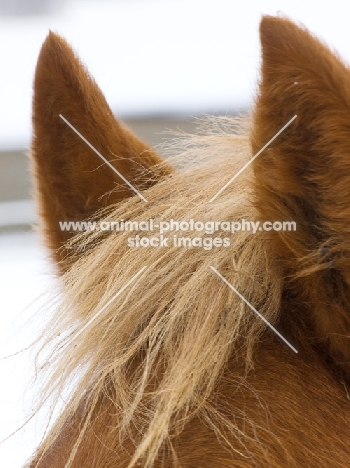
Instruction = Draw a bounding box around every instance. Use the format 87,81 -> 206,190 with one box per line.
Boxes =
31,32 -> 173,272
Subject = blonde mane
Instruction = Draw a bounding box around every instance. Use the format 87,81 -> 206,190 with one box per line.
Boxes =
32,121 -> 283,467
28,15 -> 350,468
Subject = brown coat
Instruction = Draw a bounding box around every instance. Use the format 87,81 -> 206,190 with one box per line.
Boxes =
28,16 -> 350,468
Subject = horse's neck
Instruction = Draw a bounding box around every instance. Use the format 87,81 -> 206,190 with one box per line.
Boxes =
30,335 -> 350,468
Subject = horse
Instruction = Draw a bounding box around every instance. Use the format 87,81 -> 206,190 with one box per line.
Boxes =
27,15 -> 350,467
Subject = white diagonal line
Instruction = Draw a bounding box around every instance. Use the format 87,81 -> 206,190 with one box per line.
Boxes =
209,115 -> 297,202
210,266 -> 298,353
59,114 -> 148,202
71,266 -> 147,343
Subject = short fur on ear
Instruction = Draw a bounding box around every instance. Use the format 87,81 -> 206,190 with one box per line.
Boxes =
252,16 -> 350,377
31,32 -> 172,272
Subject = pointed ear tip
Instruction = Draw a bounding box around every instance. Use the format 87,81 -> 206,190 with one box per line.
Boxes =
35,31 -> 77,80
259,15 -> 296,42
47,30 -> 60,40
40,31 -> 68,54
260,15 -> 277,32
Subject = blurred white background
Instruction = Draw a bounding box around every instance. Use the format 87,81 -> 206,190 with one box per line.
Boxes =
1,0 -> 350,465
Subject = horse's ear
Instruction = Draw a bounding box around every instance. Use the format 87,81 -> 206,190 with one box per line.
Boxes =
32,32 -> 172,272
252,16 -> 350,377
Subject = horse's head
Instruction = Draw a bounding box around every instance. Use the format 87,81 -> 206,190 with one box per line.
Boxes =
29,15 -> 350,468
